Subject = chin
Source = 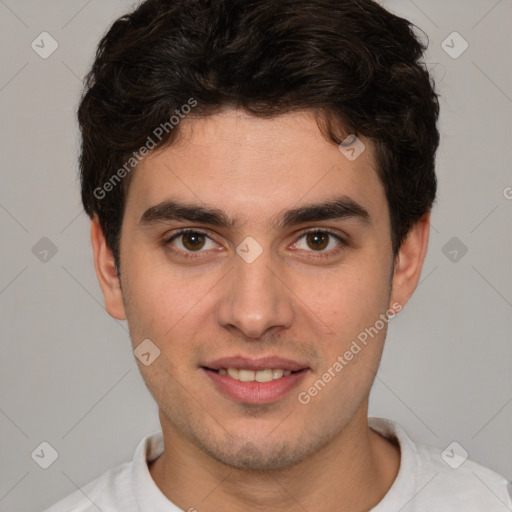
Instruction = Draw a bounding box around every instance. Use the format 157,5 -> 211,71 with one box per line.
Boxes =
194,426 -> 333,473
207,441 -> 306,472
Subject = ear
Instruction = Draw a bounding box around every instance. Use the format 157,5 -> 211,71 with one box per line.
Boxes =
90,214 -> 127,320
390,212 -> 431,309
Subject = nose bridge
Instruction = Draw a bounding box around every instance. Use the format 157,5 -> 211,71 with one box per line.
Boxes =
216,245 -> 294,337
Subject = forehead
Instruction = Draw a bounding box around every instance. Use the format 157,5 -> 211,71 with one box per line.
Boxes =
123,109 -> 387,228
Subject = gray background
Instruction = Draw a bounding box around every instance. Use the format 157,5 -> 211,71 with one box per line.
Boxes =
0,0 -> 511,511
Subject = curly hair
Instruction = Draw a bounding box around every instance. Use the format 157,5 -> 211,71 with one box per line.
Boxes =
78,0 -> 440,272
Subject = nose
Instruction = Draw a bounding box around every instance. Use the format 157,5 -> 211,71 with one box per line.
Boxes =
215,249 -> 295,339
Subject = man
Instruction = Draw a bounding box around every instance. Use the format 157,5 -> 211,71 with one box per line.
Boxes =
45,0 -> 512,510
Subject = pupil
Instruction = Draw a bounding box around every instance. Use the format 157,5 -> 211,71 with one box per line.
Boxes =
307,232 -> 328,251
184,232 -> 205,250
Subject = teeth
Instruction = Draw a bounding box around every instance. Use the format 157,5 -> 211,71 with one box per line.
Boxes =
272,369 -> 284,379
218,368 -> 294,382
227,368 -> 239,379
239,369 -> 255,382
255,369 -> 273,382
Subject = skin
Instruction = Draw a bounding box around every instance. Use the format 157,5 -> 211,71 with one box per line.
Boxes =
91,108 -> 430,512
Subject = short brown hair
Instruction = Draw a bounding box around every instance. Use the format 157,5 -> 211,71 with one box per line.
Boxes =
78,0 -> 440,272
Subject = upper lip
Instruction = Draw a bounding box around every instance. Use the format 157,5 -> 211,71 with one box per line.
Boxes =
203,356 -> 309,372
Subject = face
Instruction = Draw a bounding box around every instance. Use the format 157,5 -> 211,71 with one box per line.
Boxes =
92,108 -> 428,471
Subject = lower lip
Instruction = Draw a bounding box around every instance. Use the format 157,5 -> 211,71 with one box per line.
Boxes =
202,368 -> 309,405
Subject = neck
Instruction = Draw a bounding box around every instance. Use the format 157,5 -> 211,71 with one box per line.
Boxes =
149,405 -> 400,512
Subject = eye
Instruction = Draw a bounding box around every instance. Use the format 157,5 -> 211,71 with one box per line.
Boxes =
292,230 -> 344,253
166,229 -> 218,253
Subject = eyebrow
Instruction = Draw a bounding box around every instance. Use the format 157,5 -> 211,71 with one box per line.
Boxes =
138,196 -> 371,230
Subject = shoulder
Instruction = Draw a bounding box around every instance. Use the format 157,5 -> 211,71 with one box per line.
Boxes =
369,417 -> 512,511
42,460 -> 134,512
42,432 -> 164,512
415,440 -> 512,510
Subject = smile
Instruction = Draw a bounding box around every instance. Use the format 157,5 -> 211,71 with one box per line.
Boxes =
202,366 -> 309,405
217,368 -> 293,382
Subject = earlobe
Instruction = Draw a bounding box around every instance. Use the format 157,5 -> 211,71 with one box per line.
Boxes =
390,212 -> 431,309
90,214 -> 127,320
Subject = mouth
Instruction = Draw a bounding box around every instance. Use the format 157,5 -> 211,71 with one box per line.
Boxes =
201,356 -> 310,404
204,367 -> 302,382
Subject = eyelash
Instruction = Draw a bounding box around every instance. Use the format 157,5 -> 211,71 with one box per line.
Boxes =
163,228 -> 347,260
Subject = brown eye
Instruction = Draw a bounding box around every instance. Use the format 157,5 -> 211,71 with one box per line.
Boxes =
181,232 -> 207,251
165,229 -> 220,258
292,230 -> 344,256
305,231 -> 329,251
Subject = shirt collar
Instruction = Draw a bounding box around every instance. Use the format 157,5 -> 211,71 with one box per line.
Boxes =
130,418 -> 419,512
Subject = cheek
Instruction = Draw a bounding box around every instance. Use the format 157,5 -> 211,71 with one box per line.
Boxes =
122,261 -> 186,337
297,267 -> 391,411
291,258 -> 391,338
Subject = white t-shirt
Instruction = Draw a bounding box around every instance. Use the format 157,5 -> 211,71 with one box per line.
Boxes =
43,417 -> 512,511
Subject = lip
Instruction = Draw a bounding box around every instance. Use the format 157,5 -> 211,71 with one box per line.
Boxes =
203,356 -> 309,372
201,356 -> 310,405
202,367 -> 309,405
